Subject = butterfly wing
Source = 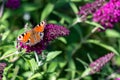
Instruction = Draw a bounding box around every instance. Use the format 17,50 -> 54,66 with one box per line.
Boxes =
17,31 -> 31,45
17,21 -> 46,46
33,21 -> 46,32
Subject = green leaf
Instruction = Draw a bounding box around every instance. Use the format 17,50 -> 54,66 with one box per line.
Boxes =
53,11 -> 73,23
28,73 -> 42,80
2,48 -> 16,56
2,30 -> 10,41
68,59 -> 76,79
41,3 -> 54,20
0,20 -> 9,30
57,37 -> 67,44
1,10 -> 11,21
20,3 -> 40,12
47,61 -> 58,72
23,71 -> 33,77
59,60 -> 67,68
86,39 -> 119,55
71,0 -> 82,2
46,51 -> 62,61
105,29 -> 120,38
87,53 -> 93,63
69,2 -> 78,14
76,58 -> 88,66
27,58 -> 38,72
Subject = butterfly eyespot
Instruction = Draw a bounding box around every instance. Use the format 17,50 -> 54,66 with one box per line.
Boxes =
18,35 -> 23,40
19,36 -> 21,38
40,32 -> 44,39
41,21 -> 46,25
26,39 -> 30,44
41,22 -> 44,24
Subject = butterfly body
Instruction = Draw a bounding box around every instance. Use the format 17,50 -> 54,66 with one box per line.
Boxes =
17,21 -> 46,46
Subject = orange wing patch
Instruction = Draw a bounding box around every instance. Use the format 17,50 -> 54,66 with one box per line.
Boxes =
23,32 -> 31,42
33,21 -> 46,32
18,31 -> 31,43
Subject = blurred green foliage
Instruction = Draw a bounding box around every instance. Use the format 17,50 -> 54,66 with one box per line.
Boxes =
0,0 -> 120,80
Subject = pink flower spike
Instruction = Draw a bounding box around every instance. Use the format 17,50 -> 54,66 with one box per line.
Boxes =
90,53 -> 115,74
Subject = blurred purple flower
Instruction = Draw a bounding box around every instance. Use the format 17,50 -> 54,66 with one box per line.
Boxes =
78,0 -> 106,20
17,24 -> 69,54
6,0 -> 20,9
0,63 -> 6,80
90,52 -> 114,74
93,0 -> 120,30
115,78 -> 120,80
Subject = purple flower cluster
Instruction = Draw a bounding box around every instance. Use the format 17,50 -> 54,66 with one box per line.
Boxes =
78,0 -> 106,20
78,0 -> 120,30
93,0 -> 120,30
0,63 -> 6,80
90,53 -> 114,74
17,24 -> 69,54
6,0 -> 20,9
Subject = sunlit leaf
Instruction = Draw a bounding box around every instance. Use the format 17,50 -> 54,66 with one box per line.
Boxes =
41,3 -> 54,20
2,30 -> 10,41
46,51 -> 62,61
105,29 -> 120,38
47,61 -> 58,72
28,73 -> 42,80
27,58 -> 38,72
57,37 -> 67,44
20,3 -> 40,12
69,2 -> 78,14
68,59 -> 76,79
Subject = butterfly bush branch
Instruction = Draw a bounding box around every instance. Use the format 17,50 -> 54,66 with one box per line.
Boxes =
71,0 -> 108,55
68,16 -> 83,29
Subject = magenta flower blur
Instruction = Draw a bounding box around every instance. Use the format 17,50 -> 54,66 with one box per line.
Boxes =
78,0 -> 106,20
93,0 -> 120,30
17,24 -> 69,54
90,53 -> 114,74
0,63 -> 6,80
6,0 -> 20,9
115,78 -> 120,80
